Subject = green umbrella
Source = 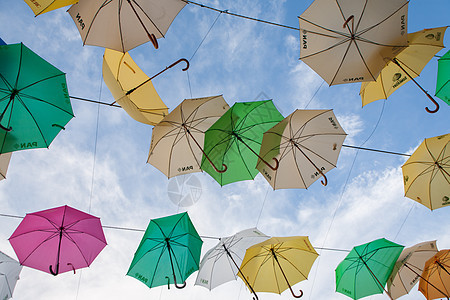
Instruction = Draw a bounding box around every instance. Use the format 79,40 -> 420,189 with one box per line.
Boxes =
436,49 -> 450,106
335,238 -> 404,300
201,100 -> 284,186
0,43 -> 74,153
127,212 -> 203,289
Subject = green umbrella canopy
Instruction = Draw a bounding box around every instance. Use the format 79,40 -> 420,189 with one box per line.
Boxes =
436,49 -> 450,105
0,43 -> 74,153
335,238 -> 404,300
201,100 -> 283,186
127,212 -> 203,289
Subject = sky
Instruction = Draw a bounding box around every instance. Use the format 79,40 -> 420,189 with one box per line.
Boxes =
0,0 -> 449,299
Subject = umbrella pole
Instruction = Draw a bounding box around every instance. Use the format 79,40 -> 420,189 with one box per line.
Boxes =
49,229 -> 63,276
125,0 -> 159,49
233,134 -> 279,171
391,58 -> 440,113
165,239 -> 186,289
358,254 -> 393,300
403,263 -> 449,297
292,143 -> 327,186
222,244 -> 259,300
270,249 -> 303,298
0,92 -> 16,132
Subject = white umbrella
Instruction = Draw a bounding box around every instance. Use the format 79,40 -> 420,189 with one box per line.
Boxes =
0,250 -> 22,299
0,153 -> 12,181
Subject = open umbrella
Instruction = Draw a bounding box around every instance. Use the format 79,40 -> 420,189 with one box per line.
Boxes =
23,0 -> 78,16
335,238 -> 404,300
419,249 -> 450,300
436,49 -> 450,106
401,133 -> 449,210
201,100 -> 284,186
9,205 -> 107,276
387,240 -> 439,299
360,27 -> 448,113
127,212 -> 203,289
0,152 -> 12,180
148,95 -> 229,178
0,250 -> 22,300
257,109 -> 347,189
0,43 -> 74,154
298,0 -> 409,85
195,228 -> 269,298
238,236 -> 318,298
68,0 -> 186,52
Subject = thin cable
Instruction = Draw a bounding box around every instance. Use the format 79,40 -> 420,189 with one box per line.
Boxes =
393,202 -> 416,240
70,96 -> 120,107
342,144 -> 411,157
304,81 -> 325,109
255,186 -> 271,227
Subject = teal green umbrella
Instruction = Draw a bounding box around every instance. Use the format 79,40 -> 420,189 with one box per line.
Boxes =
201,100 -> 284,186
0,43 -> 74,153
127,212 -> 203,289
436,49 -> 450,105
335,238 -> 404,300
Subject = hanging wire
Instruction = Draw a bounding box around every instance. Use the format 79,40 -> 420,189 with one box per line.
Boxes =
255,185 -> 271,227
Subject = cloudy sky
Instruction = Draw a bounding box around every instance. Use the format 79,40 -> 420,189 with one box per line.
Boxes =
0,0 -> 449,299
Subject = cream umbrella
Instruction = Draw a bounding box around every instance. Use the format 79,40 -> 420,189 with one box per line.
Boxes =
0,153 -> 12,180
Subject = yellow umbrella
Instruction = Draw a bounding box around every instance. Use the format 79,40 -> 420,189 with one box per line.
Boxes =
360,27 -> 448,113
419,250 -> 450,300
24,0 -> 78,16
401,133 -> 450,210
238,236 -> 318,298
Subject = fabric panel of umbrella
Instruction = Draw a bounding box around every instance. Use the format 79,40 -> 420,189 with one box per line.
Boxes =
127,212 -> 203,289
419,249 -> 450,300
0,250 -> 22,300
360,26 -> 448,113
0,38 -> 5,46
257,109 -> 346,189
436,49 -> 450,106
0,43 -> 74,154
201,100 -> 284,186
148,95 -> 229,178
387,240 -> 439,299
9,205 -> 107,276
24,0 -> 78,16
335,238 -> 404,300
0,152 -> 12,180
238,236 -> 319,299
68,0 -> 186,52
401,133 -> 450,210
298,0 -> 409,85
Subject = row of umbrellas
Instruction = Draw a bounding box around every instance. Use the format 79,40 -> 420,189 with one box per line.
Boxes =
1,206 -> 449,300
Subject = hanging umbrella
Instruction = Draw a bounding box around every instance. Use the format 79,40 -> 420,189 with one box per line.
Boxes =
257,109 -> 347,189
298,0 -> 409,85
201,100 -> 284,186
335,238 -> 404,300
360,27 -> 448,113
0,250 -> 22,300
401,133 -> 450,210
387,240 -> 439,299
127,212 -> 203,289
0,43 -> 74,154
0,152 -> 12,180
68,0 -> 186,52
238,236 -> 318,298
9,205 -> 107,276
436,49 -> 450,106
23,0 -> 78,16
103,49 -> 188,125
195,228 -> 270,298
419,249 -> 450,300
148,95 -> 229,178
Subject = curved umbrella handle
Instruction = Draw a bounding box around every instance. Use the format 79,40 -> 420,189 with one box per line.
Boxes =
425,96 -> 440,113
343,15 -> 354,29
165,276 -> 170,289
67,263 -> 76,274
168,58 -> 190,71
173,274 -> 186,289
0,123 -> 12,132
289,287 -> 303,298
49,264 -> 59,276
320,173 -> 328,186
149,33 -> 159,49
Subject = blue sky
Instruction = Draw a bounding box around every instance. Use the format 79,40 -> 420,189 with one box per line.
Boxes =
0,0 -> 449,299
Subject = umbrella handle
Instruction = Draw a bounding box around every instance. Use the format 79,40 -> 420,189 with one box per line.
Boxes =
149,33 -> 159,49
290,287 -> 303,298
165,276 -> 170,289
0,123 -> 12,132
67,263 -> 76,274
49,264 -> 59,276
168,58 -> 190,71
173,274 -> 186,289
425,96 -> 440,113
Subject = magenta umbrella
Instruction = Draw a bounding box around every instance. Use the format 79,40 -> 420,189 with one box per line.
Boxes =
9,205 -> 107,276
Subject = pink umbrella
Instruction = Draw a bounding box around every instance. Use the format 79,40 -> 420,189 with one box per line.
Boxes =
9,205 -> 107,276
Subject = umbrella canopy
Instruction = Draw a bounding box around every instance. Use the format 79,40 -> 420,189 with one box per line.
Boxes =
68,0 -> 186,52
0,38 -> 6,46
102,48 -> 169,125
436,49 -> 450,106
401,133 -> 450,210
24,0 -> 78,16
257,109 -> 347,189
419,250 -> 450,300
0,43 -> 74,154
148,95 -> 229,178
0,250 -> 22,300
127,212 -> 203,289
238,236 -> 318,298
195,228 -> 269,293
201,100 -> 284,186
335,238 -> 404,300
0,152 -> 12,180
298,0 -> 409,85
360,27 -> 447,113
9,205 -> 107,276
387,240 -> 439,299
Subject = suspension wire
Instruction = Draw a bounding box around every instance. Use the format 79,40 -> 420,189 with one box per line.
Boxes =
342,144 -> 411,157
304,81 -> 325,109
70,95 -> 121,107
255,185 -> 271,227
393,202 -> 416,240
182,0 -> 299,31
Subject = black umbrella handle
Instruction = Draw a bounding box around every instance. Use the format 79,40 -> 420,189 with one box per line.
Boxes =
292,143 -> 327,186
166,239 -> 187,289
271,249 -> 303,298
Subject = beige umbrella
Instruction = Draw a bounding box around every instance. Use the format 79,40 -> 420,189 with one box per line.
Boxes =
0,152 -> 12,180
299,0 -> 409,85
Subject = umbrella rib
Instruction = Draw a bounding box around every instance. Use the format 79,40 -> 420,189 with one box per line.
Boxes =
83,0 -> 112,47
15,73 -> 67,93
15,92 -> 74,117
17,231 -> 59,265
61,231 -> 91,266
130,0 -> 165,38
148,243 -> 168,287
